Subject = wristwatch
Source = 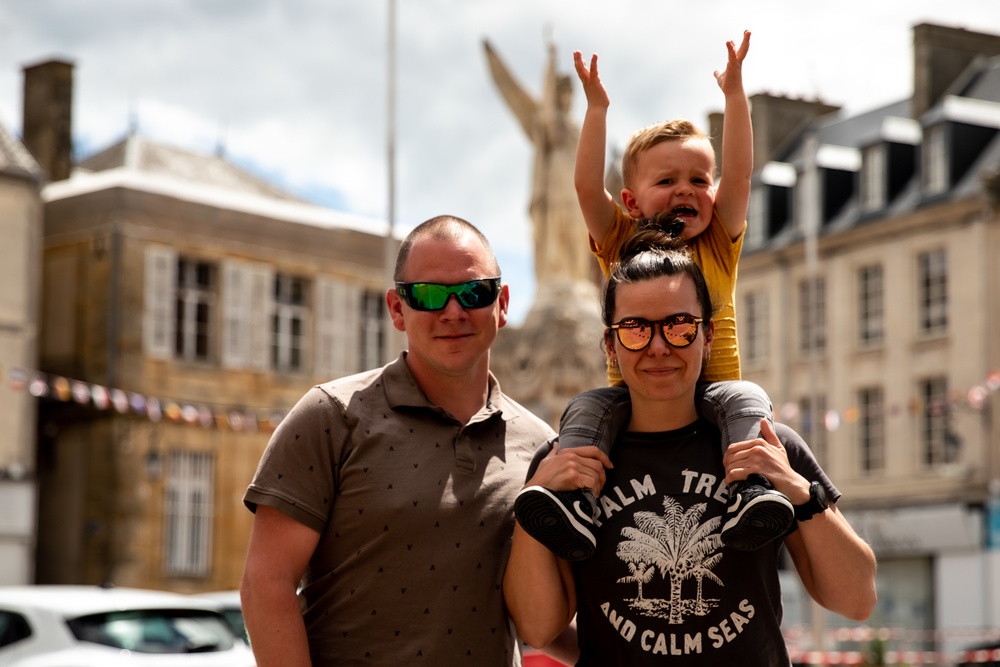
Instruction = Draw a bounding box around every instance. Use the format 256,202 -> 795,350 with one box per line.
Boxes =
793,481 -> 830,521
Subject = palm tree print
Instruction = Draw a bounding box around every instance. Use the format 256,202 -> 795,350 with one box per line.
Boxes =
616,496 -> 723,624
617,561 -> 656,601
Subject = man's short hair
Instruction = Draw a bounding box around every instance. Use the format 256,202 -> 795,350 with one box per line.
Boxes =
394,215 -> 500,280
621,119 -> 708,188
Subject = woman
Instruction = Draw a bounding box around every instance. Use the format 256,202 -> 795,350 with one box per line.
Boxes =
503,229 -> 876,666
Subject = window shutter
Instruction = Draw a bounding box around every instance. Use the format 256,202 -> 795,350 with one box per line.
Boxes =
315,277 -> 362,379
221,260 -> 253,369
249,264 -> 275,372
341,282 -> 362,376
143,245 -> 177,359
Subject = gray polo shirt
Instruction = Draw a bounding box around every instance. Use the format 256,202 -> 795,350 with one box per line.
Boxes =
245,353 -> 554,666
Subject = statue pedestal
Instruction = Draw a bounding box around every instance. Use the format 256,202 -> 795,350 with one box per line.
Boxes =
492,279 -> 609,428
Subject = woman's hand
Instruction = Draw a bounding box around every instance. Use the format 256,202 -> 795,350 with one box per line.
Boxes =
722,418 -> 811,504
528,442 -> 613,498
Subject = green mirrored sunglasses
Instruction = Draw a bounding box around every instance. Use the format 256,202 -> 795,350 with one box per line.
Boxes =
395,277 -> 502,311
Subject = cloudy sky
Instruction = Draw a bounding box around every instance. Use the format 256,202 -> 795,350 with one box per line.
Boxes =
2,1 -> 1000,325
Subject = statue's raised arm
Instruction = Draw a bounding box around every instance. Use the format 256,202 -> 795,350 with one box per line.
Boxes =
482,37 -> 595,288
482,40 -> 539,140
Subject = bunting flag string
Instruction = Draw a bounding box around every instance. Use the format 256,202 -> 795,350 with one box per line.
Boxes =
2,362 -> 998,434
2,363 -> 287,434
774,369 -> 999,432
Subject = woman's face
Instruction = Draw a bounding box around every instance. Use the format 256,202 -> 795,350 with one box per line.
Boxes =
606,273 -> 713,409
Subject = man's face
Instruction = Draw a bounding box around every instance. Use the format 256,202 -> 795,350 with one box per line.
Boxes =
621,137 -> 717,240
387,231 -> 508,381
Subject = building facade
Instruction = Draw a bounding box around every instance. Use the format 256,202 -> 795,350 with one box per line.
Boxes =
0,114 -> 44,585
734,23 -> 1000,657
20,60 -> 402,593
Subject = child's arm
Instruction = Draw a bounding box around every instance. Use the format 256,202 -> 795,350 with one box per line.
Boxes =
713,30 -> 753,241
573,51 -> 618,245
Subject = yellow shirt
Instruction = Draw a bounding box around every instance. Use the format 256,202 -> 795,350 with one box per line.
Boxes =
589,204 -> 744,384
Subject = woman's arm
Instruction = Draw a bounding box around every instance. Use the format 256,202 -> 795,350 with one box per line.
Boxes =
782,504 -> 877,621
503,443 -> 611,647
723,419 -> 877,621
504,522 -> 578,647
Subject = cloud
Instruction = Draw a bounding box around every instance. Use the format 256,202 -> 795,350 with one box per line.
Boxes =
2,0 -> 1000,325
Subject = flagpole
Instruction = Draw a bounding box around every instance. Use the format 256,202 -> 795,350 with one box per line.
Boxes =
383,0 -> 397,365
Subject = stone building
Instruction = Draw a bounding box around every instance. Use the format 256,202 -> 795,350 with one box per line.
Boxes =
733,23 -> 1000,657
20,60 -> 401,592
0,108 -> 44,585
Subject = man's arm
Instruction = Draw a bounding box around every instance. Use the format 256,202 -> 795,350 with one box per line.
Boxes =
713,31 -> 753,241
723,420 -> 878,621
573,51 -> 618,245
241,505 -> 321,667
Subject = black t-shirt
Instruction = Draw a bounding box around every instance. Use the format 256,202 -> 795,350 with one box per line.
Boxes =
573,420 -> 836,667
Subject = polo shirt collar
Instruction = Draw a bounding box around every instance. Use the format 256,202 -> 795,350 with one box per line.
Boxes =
382,352 -> 511,423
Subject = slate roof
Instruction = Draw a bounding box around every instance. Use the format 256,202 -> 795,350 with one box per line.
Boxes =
77,134 -> 301,202
0,121 -> 44,183
751,53 -> 1000,251
44,132 -> 390,237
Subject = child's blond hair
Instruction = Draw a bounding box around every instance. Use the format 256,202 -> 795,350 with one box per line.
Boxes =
621,119 -> 708,188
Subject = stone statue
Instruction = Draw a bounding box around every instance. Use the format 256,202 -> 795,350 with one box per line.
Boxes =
483,38 -> 595,287
483,37 -> 608,428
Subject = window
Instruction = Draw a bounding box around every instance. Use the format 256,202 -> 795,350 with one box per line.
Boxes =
360,289 -> 385,371
742,291 -> 768,365
272,274 -> 308,372
164,451 -> 214,576
175,259 -> 216,362
858,387 -> 884,473
798,395 -> 828,465
66,609 -> 236,653
858,264 -> 884,346
921,124 -> 947,195
918,249 -> 947,335
860,144 -> 886,212
799,277 -> 826,354
920,377 -> 957,467
746,188 -> 766,249
0,611 -> 32,648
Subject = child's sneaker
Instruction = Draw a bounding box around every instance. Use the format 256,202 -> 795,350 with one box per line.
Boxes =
720,474 -> 795,551
514,486 -> 598,561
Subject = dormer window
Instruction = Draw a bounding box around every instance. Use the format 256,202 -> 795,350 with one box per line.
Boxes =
747,188 -> 766,249
817,145 -> 860,225
921,124 -> 948,195
749,162 -> 795,246
860,144 -> 886,212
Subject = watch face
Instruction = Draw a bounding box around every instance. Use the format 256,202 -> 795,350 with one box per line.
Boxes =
812,481 -> 829,509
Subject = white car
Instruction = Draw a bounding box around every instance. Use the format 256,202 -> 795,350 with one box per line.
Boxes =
191,591 -> 247,644
0,586 -> 256,666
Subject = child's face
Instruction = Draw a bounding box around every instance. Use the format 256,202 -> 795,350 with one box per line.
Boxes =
621,137 -> 717,240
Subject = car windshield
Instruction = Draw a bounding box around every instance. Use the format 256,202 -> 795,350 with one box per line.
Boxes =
67,609 -> 236,653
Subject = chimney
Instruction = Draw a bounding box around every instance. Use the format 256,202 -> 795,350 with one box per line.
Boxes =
913,23 -> 1000,119
22,59 -> 74,183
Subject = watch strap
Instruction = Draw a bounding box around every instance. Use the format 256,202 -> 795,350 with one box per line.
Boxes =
793,481 -> 829,522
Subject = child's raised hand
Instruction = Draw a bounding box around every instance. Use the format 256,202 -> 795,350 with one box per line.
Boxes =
713,30 -> 751,95
573,51 -> 610,109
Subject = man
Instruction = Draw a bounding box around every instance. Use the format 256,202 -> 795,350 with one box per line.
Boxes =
240,215 -> 556,666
